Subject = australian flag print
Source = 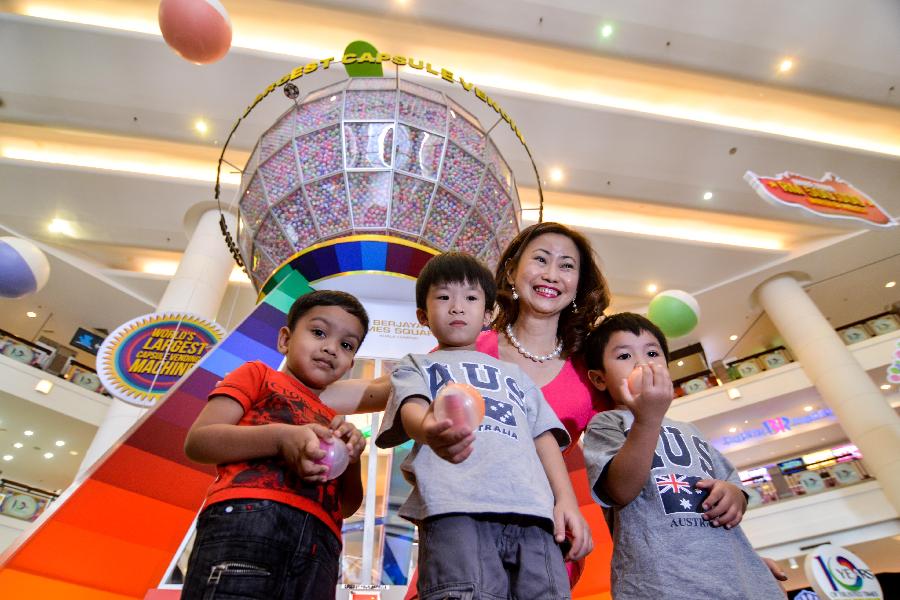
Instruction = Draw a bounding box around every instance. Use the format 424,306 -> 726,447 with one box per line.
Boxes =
655,473 -> 708,514
484,396 -> 517,427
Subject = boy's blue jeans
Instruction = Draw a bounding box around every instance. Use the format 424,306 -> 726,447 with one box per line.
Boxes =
181,499 -> 341,600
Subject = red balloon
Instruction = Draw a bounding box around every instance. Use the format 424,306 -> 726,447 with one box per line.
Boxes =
158,0 -> 232,64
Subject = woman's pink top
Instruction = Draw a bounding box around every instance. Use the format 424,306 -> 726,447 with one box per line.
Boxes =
476,330 -> 612,445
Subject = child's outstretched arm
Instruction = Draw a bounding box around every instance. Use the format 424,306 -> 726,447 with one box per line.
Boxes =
320,374 -> 392,414
185,395 -> 331,482
600,363 -> 673,506
535,431 -> 592,561
399,396 -> 475,463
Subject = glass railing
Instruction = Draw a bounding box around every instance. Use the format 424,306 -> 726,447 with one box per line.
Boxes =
741,449 -> 871,510
1,328 -> 110,396
0,479 -> 57,522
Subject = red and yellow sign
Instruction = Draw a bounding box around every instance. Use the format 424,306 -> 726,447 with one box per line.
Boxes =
97,312 -> 224,407
744,171 -> 896,228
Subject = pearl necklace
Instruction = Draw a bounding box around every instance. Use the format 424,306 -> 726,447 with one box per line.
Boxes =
504,324 -> 563,363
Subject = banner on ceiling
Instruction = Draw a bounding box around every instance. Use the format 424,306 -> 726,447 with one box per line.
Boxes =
744,171 -> 896,228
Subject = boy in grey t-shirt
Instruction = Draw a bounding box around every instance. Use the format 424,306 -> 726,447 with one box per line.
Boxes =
582,313 -> 785,600
376,252 -> 590,600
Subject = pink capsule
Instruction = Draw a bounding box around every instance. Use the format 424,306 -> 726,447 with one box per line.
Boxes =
434,383 -> 485,432
316,438 -> 350,480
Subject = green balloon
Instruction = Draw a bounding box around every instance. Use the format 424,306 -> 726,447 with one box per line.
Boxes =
648,293 -> 699,338
343,40 -> 383,78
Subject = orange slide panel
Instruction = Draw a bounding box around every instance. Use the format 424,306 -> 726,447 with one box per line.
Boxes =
0,569 -> 138,600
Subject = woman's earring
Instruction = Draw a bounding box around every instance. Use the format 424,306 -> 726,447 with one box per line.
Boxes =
511,285 -> 519,301
571,299 -> 578,311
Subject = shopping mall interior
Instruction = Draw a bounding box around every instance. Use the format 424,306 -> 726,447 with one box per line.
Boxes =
0,1 -> 898,599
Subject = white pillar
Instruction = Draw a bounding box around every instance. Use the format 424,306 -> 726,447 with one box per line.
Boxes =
79,209 -> 236,473
755,273 -> 900,513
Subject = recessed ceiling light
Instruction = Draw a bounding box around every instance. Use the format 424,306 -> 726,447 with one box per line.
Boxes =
35,379 -> 54,394
646,283 -> 658,294
881,384 -> 891,390
599,23 -> 614,38
193,119 -> 209,135
55,440 -> 66,447
13,442 -> 23,449
728,427 -> 737,433
140,259 -> 179,276
2,455 -> 12,461
779,58 -> 794,73
43,452 -> 54,459
744,420 -> 749,424
24,430 -> 34,436
729,334 -> 738,341
804,405 -> 813,412
886,281 -> 896,288
26,311 -> 37,318
676,360 -> 684,367
703,191 -> 713,200
48,217 -> 76,236
69,450 -> 79,456
549,167 -> 564,183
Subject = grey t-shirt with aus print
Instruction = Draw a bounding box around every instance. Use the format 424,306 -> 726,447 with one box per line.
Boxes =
376,349 -> 570,524
583,409 -> 784,600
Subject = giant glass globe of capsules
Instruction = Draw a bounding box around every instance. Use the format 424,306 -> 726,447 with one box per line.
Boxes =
236,77 -> 522,289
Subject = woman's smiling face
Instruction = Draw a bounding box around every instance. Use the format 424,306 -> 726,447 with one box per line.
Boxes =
509,232 -> 581,317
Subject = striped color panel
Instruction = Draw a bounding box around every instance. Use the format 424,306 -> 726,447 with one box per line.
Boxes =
261,236 -> 437,296
0,270 -> 314,599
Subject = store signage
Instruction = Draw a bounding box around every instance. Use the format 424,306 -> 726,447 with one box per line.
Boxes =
97,312 -> 224,407
715,408 -> 834,446
357,299 -> 437,359
804,545 -> 883,599
744,171 -> 896,228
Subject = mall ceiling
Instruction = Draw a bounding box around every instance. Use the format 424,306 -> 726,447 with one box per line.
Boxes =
1,0 -> 899,364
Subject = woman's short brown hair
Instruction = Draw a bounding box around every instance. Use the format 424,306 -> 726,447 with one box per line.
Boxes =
493,222 -> 610,357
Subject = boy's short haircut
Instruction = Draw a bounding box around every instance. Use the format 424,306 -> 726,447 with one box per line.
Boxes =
286,290 -> 369,343
415,252 -> 497,312
585,312 -> 670,371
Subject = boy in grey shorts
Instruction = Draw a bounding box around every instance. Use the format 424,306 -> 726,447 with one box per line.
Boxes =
582,313 -> 785,600
376,252 -> 590,600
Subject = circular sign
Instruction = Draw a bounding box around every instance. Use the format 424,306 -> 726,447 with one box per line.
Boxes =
804,544 -> 883,600
1,493 -> 40,520
97,312 -> 224,407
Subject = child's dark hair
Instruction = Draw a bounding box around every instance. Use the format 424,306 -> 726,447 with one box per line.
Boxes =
415,252 -> 497,312
585,312 -> 670,371
286,290 -> 369,342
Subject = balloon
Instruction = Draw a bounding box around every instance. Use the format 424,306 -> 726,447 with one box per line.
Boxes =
0,236 -> 50,298
434,383 -> 485,432
316,438 -> 350,481
647,289 -> 700,338
158,0 -> 232,64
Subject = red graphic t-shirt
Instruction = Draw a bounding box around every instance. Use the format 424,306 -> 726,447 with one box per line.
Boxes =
203,361 -> 343,541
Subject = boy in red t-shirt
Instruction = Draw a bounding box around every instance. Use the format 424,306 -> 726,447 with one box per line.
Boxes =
181,290 -> 370,600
